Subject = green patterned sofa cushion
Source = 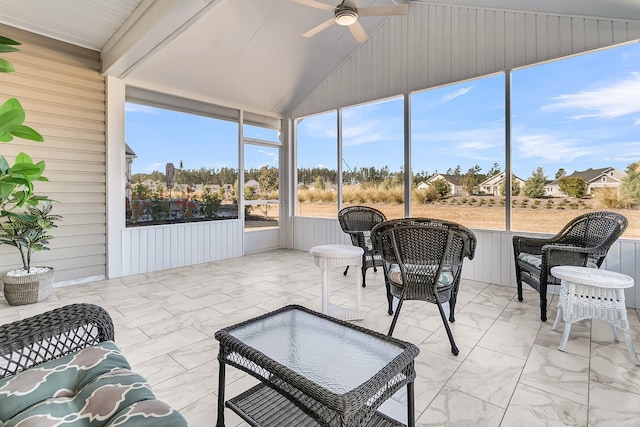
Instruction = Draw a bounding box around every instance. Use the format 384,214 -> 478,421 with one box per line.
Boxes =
0,341 -> 188,426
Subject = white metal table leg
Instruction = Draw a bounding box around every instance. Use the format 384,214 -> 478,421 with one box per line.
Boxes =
322,269 -> 329,315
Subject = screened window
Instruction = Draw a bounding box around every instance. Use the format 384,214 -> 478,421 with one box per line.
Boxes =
411,75 -> 505,229
342,97 -> 404,219
512,43 -> 640,237
296,111 -> 338,218
125,102 -> 239,226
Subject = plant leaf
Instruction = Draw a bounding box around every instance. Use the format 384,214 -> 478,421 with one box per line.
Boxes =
0,45 -> 18,54
11,125 -> 44,142
0,131 -> 13,142
0,155 -> 9,173
14,152 -> 33,164
0,57 -> 14,73
0,36 -> 20,46
0,107 -> 25,133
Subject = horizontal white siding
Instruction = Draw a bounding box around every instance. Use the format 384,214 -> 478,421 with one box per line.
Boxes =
122,220 -> 243,275
0,24 -> 106,283
293,3 -> 640,118
292,216 -> 639,307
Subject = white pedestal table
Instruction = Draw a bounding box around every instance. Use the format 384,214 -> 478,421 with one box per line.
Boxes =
310,244 -> 364,321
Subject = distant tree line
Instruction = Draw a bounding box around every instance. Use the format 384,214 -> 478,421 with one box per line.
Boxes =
297,162 -> 504,189
132,166 -> 278,189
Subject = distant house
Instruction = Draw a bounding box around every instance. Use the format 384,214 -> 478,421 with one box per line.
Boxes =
139,179 -> 163,191
124,143 -> 136,200
479,172 -> 525,196
424,174 -> 465,196
245,179 -> 260,194
544,167 -> 626,196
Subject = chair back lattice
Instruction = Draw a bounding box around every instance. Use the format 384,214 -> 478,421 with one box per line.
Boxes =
553,211 -> 627,264
372,218 -> 476,302
0,303 -> 114,378
338,206 -> 387,246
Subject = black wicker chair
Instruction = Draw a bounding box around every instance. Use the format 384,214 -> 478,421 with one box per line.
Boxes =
0,303 -> 114,378
338,205 -> 387,289
513,211 -> 628,322
371,218 -> 476,356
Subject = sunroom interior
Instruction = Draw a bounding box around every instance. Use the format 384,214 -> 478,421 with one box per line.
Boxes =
2,0 -> 640,425
0,0 -> 639,304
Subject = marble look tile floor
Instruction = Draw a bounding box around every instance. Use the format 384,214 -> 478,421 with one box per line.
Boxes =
1,249 -> 640,426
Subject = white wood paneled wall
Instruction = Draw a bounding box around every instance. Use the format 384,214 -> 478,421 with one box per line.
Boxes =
293,3 -> 640,117
122,220 -> 243,275
292,216 -> 639,307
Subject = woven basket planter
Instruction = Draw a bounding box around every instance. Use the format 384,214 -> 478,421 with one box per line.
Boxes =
2,267 -> 54,306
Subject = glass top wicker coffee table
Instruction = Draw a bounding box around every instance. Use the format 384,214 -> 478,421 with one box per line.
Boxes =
214,304 -> 420,427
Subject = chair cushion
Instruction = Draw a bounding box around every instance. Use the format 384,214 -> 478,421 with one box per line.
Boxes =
517,252 -> 543,269
0,341 -> 188,426
388,264 -> 454,288
362,230 -> 373,250
517,252 -> 598,270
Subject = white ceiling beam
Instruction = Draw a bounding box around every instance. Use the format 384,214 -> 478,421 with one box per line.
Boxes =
101,0 -> 228,78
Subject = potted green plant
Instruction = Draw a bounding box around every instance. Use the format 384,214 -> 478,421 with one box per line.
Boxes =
0,36 -> 53,305
0,203 -> 61,305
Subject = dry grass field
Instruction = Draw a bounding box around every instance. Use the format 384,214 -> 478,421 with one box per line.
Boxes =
297,197 -> 640,238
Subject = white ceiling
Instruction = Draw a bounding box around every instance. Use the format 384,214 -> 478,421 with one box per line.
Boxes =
0,0 -> 639,117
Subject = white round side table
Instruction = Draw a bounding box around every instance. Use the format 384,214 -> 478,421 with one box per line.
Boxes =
310,244 -> 364,321
551,266 -> 639,365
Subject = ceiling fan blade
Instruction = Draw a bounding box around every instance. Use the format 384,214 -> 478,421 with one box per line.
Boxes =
289,0 -> 334,12
349,21 -> 368,43
302,17 -> 336,38
358,4 -> 409,17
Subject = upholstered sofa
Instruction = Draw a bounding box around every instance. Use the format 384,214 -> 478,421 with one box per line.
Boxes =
0,303 -> 188,426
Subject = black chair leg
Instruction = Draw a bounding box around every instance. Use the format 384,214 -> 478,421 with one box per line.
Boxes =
361,265 -> 367,288
540,297 -> 547,322
386,282 -> 393,315
436,300 -> 459,356
539,282 -> 548,322
448,295 -> 456,323
515,271 -> 523,302
387,296 -> 405,336
343,266 -> 349,276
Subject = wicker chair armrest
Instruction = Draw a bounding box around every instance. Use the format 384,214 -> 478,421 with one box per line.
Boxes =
0,303 -> 114,378
513,235 -> 557,255
542,244 -> 596,268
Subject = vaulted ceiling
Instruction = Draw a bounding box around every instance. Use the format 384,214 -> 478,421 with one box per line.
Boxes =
0,0 -> 639,118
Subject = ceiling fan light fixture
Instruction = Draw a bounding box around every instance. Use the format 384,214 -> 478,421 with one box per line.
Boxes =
335,9 -> 358,26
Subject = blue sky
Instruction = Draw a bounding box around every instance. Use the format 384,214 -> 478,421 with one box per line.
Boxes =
299,42 -> 640,180
128,42 -> 640,181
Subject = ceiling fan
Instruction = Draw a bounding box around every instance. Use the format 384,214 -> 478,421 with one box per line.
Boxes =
290,0 -> 409,43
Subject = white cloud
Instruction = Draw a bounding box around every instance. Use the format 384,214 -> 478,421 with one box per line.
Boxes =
142,162 -> 162,173
515,134 -> 585,163
515,133 -> 640,165
342,121 -> 386,146
441,86 -> 473,103
257,149 -> 276,158
542,72 -> 640,121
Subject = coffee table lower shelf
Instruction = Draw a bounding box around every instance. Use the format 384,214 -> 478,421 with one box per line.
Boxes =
226,383 -> 404,427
